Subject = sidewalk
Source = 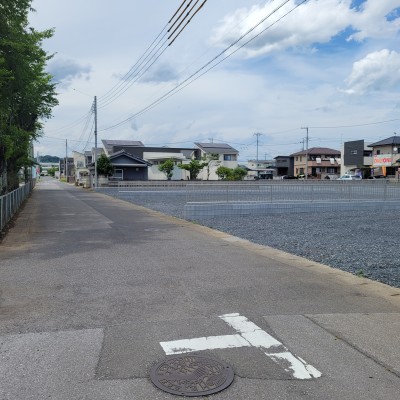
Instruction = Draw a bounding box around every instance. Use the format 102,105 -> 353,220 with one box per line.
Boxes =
0,178 -> 399,399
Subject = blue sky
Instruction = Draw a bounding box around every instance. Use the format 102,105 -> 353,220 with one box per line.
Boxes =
30,0 -> 400,161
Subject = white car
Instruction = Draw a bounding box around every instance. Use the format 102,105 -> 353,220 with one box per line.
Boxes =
337,174 -> 362,180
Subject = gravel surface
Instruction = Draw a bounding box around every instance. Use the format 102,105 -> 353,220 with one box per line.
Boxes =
105,190 -> 400,288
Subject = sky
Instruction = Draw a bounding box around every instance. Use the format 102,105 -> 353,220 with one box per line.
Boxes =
29,0 -> 400,161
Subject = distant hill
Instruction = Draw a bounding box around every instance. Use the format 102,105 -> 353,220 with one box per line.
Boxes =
40,155 -> 60,163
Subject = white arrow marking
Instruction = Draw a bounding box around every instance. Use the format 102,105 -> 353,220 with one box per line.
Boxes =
160,313 -> 321,380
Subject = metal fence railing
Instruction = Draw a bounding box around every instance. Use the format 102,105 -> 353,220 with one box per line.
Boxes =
0,181 -> 35,231
185,182 -> 400,204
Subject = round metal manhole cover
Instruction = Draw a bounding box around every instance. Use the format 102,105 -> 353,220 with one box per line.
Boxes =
150,354 -> 234,397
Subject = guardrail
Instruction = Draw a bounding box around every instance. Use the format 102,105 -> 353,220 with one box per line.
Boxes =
0,181 -> 35,232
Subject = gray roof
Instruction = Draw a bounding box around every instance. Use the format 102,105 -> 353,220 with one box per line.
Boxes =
368,136 -> 400,147
109,150 -> 152,166
290,147 -> 340,156
102,139 -> 144,153
194,142 -> 238,154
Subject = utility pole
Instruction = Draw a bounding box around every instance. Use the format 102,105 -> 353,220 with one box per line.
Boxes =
94,96 -> 98,188
301,127 -> 309,180
65,139 -> 68,181
254,132 -> 262,179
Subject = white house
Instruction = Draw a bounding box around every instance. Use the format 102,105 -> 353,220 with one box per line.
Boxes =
194,142 -> 239,180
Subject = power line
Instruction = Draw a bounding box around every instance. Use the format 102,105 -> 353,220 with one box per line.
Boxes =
100,0 -> 301,131
308,118 -> 400,129
98,0 -> 208,109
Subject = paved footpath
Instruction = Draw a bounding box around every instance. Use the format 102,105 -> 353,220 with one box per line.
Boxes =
0,178 -> 399,400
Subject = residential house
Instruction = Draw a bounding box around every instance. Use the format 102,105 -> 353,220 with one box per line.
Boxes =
59,157 -> 74,182
291,147 -> 341,178
368,135 -> 400,178
245,159 -> 276,179
341,140 -> 372,177
86,147 -> 104,186
108,150 -> 152,181
72,151 -> 90,186
99,140 -> 149,181
194,142 -> 238,180
102,140 -> 198,180
274,156 -> 294,177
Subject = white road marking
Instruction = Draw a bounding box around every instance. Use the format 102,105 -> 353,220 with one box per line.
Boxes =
159,313 -> 322,380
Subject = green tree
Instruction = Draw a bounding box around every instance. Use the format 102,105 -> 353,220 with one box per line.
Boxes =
231,167 -> 248,181
216,166 -> 232,180
158,159 -> 175,180
178,159 -> 206,180
216,166 -> 248,181
47,167 -> 58,177
0,0 -> 58,194
96,154 -> 114,176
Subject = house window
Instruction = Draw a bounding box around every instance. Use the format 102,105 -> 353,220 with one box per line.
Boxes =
351,150 -> 358,155
224,154 -> 236,161
295,157 -> 298,161
376,150 -> 381,155
113,169 -> 123,180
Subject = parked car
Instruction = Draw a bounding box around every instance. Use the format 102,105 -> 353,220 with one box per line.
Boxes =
367,175 -> 386,179
281,175 -> 297,179
337,174 -> 362,180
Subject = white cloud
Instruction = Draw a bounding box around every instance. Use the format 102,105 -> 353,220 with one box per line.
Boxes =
210,0 -> 400,58
344,49 -> 400,94
348,0 -> 400,41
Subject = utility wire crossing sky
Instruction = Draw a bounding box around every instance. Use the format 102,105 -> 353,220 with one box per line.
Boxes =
30,0 -> 400,160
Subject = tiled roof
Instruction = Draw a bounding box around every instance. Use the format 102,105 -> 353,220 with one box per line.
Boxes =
102,139 -> 144,153
368,136 -> 400,147
194,142 -> 238,154
290,147 -> 341,156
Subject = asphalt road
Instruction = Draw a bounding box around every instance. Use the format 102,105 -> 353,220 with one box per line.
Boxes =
0,178 -> 399,399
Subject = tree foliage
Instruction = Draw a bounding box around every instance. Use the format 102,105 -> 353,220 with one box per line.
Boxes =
96,154 -> 114,176
158,159 -> 175,180
216,166 -> 248,180
0,0 -> 58,194
178,159 -> 207,180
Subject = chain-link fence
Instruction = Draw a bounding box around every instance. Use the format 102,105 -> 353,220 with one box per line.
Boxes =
185,182 -> 400,203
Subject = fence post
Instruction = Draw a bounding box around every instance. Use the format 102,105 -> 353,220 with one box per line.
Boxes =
0,197 -> 3,231
384,181 -> 388,201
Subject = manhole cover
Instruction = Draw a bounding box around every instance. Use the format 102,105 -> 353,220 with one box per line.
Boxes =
150,354 -> 234,397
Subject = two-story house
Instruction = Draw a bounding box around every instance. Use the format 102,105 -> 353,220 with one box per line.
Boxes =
340,140 -> 373,177
291,147 -> 341,179
368,135 -> 400,178
274,156 -> 294,178
194,142 -> 238,180
72,151 -> 90,186
245,159 -> 276,179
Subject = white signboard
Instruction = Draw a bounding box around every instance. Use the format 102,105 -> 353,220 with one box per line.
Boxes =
373,154 -> 392,167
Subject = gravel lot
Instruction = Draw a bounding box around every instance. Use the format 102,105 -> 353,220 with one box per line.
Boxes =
104,189 -> 400,288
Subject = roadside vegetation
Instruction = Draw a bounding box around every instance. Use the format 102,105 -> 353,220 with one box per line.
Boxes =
0,0 -> 58,195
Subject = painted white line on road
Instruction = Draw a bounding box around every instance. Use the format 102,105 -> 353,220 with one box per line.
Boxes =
160,313 -> 322,380
160,334 -> 250,355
